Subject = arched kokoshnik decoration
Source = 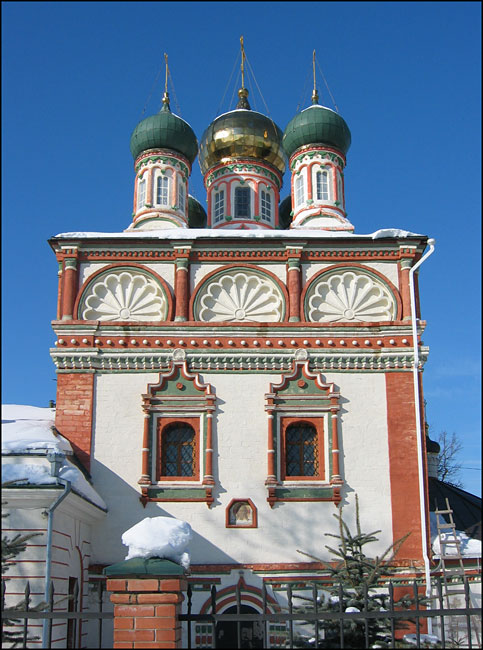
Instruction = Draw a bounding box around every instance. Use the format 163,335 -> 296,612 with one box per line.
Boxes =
74,263 -> 174,322
190,264 -> 289,323
301,263 -> 402,323
195,577 -> 286,649
265,360 -> 342,508
139,361 -> 216,507
199,576 -> 282,615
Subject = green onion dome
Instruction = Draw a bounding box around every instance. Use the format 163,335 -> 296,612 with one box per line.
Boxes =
282,101 -> 351,159
187,195 -> 207,228
130,95 -> 198,163
278,195 -> 293,229
199,88 -> 286,176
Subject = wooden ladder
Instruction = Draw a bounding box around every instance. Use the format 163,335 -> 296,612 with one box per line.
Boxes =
434,498 -> 481,647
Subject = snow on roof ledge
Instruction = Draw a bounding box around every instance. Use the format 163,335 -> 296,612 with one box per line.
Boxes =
2,404 -> 72,454
51,228 -> 425,241
2,404 -> 107,511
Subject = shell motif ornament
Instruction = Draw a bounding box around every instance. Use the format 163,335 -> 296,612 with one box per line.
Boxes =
81,271 -> 167,322
307,271 -> 396,323
196,271 -> 284,322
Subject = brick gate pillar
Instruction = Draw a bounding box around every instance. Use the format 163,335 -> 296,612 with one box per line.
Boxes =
104,558 -> 187,649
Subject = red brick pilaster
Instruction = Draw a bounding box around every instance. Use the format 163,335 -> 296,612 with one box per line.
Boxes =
107,576 -> 186,649
385,372 -> 423,563
62,255 -> 79,320
55,373 -> 95,471
286,246 -> 303,322
399,258 -> 412,320
174,249 -> 191,322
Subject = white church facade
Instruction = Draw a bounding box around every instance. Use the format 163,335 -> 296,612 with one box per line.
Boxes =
4,54 -> 480,648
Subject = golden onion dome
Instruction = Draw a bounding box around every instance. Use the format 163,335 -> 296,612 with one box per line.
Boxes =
199,88 -> 286,176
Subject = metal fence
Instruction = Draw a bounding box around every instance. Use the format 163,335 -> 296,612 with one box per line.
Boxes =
1,579 -> 113,649
180,576 -> 481,649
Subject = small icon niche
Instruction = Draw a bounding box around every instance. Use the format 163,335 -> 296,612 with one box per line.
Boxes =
226,498 -> 257,528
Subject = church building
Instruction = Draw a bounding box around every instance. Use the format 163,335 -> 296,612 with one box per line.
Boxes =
6,49 -> 457,647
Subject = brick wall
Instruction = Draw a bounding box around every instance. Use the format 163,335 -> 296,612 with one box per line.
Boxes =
107,577 -> 186,649
386,372 -> 423,562
55,373 -> 95,471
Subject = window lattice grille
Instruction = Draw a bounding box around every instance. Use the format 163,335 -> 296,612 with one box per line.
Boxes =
161,423 -> 195,477
285,423 -> 318,476
235,186 -> 251,218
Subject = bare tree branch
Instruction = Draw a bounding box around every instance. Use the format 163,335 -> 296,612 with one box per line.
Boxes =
438,430 -> 463,487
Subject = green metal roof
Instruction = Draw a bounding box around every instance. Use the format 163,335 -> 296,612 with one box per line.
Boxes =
282,105 -> 351,159
103,557 -> 185,576
130,108 -> 198,163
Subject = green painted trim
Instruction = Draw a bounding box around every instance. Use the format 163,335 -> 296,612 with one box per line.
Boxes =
104,557 -> 184,576
206,163 -> 281,190
290,149 -> 344,171
146,486 -> 208,499
135,155 -> 189,179
273,486 -> 335,499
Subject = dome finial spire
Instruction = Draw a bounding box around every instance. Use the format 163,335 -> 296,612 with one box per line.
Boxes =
236,36 -> 251,109
312,50 -> 319,105
162,52 -> 171,112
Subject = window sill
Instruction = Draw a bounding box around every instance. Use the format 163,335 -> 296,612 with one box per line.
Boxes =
266,484 -> 341,508
140,485 -> 214,508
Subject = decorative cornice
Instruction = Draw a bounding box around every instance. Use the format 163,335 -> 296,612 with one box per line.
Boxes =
50,347 -> 429,373
290,147 -> 345,171
205,161 -> 282,189
73,248 -> 413,263
135,152 -> 190,179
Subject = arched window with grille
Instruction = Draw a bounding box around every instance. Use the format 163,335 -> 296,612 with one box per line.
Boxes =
137,177 -> 146,210
283,421 -> 322,479
260,189 -> 272,222
213,189 -> 225,223
155,175 -> 170,206
315,169 -> 329,201
234,186 -> 251,218
158,421 -> 196,479
177,178 -> 186,213
294,174 -> 305,207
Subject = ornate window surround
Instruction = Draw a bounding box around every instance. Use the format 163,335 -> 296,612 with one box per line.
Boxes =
138,361 -> 216,507
265,360 -> 342,507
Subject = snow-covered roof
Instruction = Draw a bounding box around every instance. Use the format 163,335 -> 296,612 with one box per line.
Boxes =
430,511 -> 481,558
2,404 -> 106,510
51,228 -> 425,241
2,404 -> 72,454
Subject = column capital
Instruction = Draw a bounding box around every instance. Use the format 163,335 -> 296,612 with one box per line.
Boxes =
399,258 -> 413,270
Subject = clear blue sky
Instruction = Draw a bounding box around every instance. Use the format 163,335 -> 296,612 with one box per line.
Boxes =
2,2 -> 481,496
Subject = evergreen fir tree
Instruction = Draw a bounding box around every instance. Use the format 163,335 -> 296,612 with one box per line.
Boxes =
2,481 -> 43,647
295,495 -> 422,649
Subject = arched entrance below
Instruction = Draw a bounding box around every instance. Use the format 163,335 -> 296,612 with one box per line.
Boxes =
215,604 -> 264,648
